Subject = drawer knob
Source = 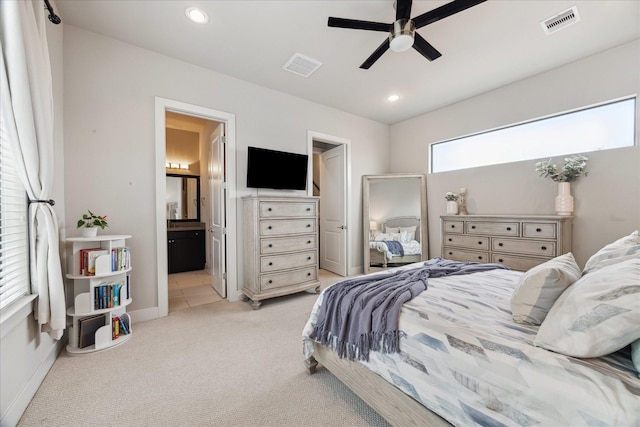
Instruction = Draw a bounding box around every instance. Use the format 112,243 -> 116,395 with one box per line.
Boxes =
268,280 -> 273,284
478,256 -> 483,260
306,208 -> 311,211
268,262 -> 273,266
307,272 -> 311,276
450,225 -> 455,229
448,238 -> 452,242
268,244 -> 273,248
536,228 -> 542,232
307,224 -> 311,228
268,208 -> 272,211
307,240 -> 311,244
498,243 -> 503,247
307,257 -> 311,261
541,246 -> 547,251
498,258 -> 504,262
477,241 -> 482,245
471,225 -> 476,229
506,227 -> 512,231
448,252 -> 453,256
268,226 -> 272,230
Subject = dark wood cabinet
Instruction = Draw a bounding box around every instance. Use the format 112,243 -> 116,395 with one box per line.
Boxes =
168,230 -> 206,274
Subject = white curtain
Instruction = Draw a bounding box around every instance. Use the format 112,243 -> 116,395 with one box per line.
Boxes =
0,1 -> 65,339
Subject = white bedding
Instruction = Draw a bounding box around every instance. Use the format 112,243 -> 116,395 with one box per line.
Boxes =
369,240 -> 421,259
303,262 -> 640,426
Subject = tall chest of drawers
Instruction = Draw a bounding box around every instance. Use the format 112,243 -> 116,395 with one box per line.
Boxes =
441,215 -> 572,271
243,195 -> 321,309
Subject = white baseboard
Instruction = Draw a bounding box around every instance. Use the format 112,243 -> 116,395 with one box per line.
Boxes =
0,339 -> 64,427
128,306 -> 160,323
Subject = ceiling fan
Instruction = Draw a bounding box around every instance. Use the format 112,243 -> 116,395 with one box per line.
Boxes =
328,0 -> 486,69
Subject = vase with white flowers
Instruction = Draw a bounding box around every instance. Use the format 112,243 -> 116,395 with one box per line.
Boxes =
535,155 -> 588,216
445,192 -> 459,215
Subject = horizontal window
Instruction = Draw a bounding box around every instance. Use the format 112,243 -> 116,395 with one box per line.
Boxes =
431,97 -> 636,173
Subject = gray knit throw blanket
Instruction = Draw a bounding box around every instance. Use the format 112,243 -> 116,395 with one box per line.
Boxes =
310,257 -> 509,361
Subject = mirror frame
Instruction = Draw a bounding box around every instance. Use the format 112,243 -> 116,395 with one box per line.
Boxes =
166,173 -> 201,222
362,174 -> 428,274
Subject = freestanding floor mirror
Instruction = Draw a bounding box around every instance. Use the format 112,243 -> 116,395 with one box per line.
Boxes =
362,174 -> 428,274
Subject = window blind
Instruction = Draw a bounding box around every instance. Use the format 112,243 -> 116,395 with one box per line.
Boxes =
0,133 -> 29,310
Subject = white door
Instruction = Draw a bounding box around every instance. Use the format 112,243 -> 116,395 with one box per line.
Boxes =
319,144 -> 347,276
209,124 -> 226,298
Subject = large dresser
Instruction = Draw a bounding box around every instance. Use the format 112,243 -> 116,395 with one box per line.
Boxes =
441,214 -> 572,271
243,195 -> 321,309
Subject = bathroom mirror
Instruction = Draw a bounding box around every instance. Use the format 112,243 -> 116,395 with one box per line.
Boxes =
166,174 -> 200,221
363,174 -> 428,274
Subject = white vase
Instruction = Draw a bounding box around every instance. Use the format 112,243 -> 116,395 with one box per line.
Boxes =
555,182 -> 574,216
81,226 -> 98,237
446,200 -> 459,215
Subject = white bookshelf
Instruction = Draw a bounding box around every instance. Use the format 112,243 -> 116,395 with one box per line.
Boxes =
65,235 -> 133,354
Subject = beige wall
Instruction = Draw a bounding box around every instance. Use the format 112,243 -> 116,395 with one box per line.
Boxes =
390,40 -> 640,268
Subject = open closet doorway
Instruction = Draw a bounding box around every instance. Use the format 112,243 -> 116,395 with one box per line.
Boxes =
155,97 -> 238,318
308,131 -> 351,277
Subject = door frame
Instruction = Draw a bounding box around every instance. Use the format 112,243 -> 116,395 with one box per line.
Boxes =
307,130 -> 351,277
155,97 -> 238,318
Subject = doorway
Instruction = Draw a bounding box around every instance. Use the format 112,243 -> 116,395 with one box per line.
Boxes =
155,97 -> 238,318
307,131 -> 351,277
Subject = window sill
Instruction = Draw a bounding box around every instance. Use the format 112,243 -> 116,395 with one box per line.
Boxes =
0,294 -> 37,339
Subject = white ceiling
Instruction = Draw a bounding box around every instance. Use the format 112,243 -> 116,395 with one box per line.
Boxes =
55,0 -> 639,125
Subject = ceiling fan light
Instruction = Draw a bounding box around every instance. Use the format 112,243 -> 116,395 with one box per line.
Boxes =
389,19 -> 415,52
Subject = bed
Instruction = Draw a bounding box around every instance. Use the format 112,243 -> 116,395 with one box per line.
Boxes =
370,216 -> 423,267
303,231 -> 640,426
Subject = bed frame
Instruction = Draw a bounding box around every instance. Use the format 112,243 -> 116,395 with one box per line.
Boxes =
305,343 -> 451,426
370,216 -> 422,267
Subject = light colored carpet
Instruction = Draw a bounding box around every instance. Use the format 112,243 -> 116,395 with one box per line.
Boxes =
17,271 -> 390,427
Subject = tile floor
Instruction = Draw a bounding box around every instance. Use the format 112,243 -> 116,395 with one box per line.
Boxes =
167,268 -> 347,313
168,270 -> 223,312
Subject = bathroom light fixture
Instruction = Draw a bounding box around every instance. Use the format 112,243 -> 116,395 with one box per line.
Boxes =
185,7 -> 209,24
180,164 -> 189,170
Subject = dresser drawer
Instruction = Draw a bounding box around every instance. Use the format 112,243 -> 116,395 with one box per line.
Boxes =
465,221 -> 519,236
261,235 -> 316,254
492,238 -> 556,257
522,223 -> 556,239
443,234 -> 489,250
442,221 -> 464,234
259,201 -> 316,218
491,254 -> 552,272
261,266 -> 317,290
443,247 -> 489,263
260,219 -> 316,236
260,251 -> 316,272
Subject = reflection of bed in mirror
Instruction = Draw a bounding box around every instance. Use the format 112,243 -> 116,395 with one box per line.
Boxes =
370,216 -> 422,267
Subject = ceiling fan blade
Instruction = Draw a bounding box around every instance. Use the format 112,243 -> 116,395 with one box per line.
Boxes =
413,0 -> 486,29
360,39 -> 390,69
395,0 -> 413,21
328,17 -> 390,32
412,33 -> 442,61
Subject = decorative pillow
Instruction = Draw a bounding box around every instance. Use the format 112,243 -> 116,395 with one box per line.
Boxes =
399,226 -> 416,242
510,253 -> 581,325
632,339 -> 640,379
534,257 -> 640,358
385,226 -> 400,234
374,233 -> 402,242
583,230 -> 640,275
399,230 -> 413,243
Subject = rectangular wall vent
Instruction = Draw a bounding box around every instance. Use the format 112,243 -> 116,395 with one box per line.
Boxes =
283,53 -> 322,78
541,6 -> 581,35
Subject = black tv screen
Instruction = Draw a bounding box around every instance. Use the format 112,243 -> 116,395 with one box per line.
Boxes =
247,147 -> 308,190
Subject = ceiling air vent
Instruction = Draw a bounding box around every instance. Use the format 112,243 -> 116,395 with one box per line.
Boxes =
541,6 -> 581,35
283,53 -> 322,78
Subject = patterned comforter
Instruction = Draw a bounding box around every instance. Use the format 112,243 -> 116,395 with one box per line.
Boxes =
303,262 -> 640,426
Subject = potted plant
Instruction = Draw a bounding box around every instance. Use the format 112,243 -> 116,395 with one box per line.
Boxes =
445,192 -> 459,215
535,154 -> 588,216
77,210 -> 108,237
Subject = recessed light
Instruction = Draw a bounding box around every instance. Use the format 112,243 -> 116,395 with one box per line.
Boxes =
386,94 -> 400,102
185,7 -> 209,24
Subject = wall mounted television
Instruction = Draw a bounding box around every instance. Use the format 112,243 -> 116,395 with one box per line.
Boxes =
247,146 -> 308,190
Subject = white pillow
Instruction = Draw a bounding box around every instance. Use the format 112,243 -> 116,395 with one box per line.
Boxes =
385,226 -> 400,234
374,233 -> 402,242
510,253 -> 580,325
399,226 -> 416,242
583,230 -> 640,275
534,257 -> 640,358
